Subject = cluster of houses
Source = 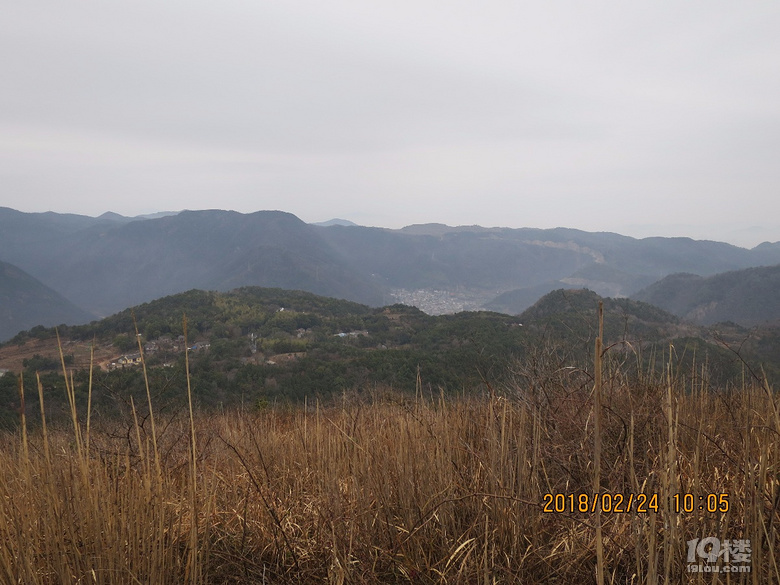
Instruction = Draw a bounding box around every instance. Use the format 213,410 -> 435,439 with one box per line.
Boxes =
110,354 -> 143,369
107,337 -> 211,371
104,325 -> 373,372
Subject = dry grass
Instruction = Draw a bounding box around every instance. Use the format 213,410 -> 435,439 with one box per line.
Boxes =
0,343 -> 778,583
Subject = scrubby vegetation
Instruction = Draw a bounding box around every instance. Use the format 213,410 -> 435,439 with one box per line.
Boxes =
0,289 -> 778,582
0,326 -> 778,583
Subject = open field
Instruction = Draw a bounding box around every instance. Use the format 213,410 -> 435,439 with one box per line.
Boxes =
0,343 -> 778,584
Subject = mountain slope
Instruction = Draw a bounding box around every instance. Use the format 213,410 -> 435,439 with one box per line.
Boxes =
0,286 -> 528,404
3,207 -> 780,323
0,260 -> 93,341
317,224 -> 780,293
1,210 -> 385,316
484,264 -> 657,315
518,288 -> 689,341
632,264 -> 780,326
3,285 -> 777,407
515,288 -> 761,387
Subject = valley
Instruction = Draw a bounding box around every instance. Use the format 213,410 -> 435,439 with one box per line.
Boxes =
1,209 -> 778,583
3,207 -> 780,345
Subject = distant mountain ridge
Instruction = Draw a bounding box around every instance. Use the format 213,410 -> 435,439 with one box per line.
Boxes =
632,264 -> 780,326
311,218 -> 358,227
2,207 -> 780,328
316,224 -> 780,309
0,260 -> 93,341
15,209 -> 386,316
97,210 -> 181,222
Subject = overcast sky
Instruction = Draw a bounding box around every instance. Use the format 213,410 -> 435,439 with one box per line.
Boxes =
2,1 -> 779,247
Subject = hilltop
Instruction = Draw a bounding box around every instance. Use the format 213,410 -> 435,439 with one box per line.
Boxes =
516,288 -> 693,354
516,288 -> 780,385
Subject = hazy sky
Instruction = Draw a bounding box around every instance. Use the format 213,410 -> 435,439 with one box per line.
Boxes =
2,1 -> 779,247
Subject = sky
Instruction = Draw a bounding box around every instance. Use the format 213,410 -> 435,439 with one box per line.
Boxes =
2,1 -> 779,248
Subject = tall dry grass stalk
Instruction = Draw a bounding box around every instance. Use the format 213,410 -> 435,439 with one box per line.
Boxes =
593,301 -> 605,585
0,328 -> 777,582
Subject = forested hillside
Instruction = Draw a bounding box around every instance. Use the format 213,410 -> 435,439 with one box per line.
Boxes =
3,207 -> 780,326
633,264 -> 780,326
2,286 -> 774,427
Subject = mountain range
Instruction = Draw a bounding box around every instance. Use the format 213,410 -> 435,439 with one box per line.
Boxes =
1,206 -> 779,342
633,264 -> 780,326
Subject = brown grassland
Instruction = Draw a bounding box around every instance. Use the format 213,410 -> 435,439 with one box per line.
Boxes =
0,320 -> 778,584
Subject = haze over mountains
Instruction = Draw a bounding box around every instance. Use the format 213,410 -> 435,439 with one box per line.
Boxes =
1,206 -> 779,342
0,260 -> 94,342
633,264 -> 780,326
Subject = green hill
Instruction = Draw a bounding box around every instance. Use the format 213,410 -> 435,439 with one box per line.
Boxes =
517,288 -> 688,346
2,286 -> 776,427
1,287 -> 528,412
516,288 -> 762,386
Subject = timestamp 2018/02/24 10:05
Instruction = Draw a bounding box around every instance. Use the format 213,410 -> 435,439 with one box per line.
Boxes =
541,493 -> 730,514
